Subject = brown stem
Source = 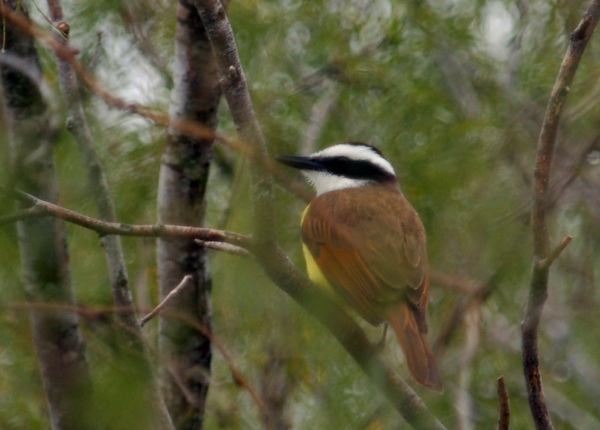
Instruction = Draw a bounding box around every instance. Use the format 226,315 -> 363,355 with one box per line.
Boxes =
522,2 -> 600,429
195,239 -> 252,257
2,189 -> 249,247
536,235 -> 573,271
141,275 -> 194,327
497,376 -> 510,430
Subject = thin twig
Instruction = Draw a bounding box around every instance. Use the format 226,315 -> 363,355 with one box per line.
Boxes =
536,235 -> 573,271
140,275 -> 194,327
497,376 -> 510,430
0,205 -> 43,226
522,2 -> 600,429
195,239 -> 252,257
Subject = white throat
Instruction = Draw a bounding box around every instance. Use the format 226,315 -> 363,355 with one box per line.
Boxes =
303,171 -> 369,196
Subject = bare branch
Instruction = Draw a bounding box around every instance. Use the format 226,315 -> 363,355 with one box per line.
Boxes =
0,205 -> 44,226
536,235 -> 573,271
195,239 -> 252,257
497,376 -> 510,430
522,2 -> 600,429
2,189 -> 249,246
141,275 -> 194,327
193,0 -> 276,248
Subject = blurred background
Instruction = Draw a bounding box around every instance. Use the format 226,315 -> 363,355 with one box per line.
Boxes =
1,0 -> 599,428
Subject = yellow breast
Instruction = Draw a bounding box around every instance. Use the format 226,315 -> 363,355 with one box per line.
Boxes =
301,205 -> 338,298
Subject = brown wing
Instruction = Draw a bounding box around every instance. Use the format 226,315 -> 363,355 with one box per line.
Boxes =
302,184 -> 429,330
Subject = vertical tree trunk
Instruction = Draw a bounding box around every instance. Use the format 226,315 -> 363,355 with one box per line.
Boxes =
0,1 -> 96,428
157,1 -> 223,428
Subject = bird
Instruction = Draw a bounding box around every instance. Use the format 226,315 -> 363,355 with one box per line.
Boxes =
276,142 -> 442,392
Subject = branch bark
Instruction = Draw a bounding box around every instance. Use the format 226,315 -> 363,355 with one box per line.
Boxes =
142,275 -> 194,327
193,1 -> 446,428
0,190 -> 248,246
0,1 -> 96,428
497,376 -> 510,430
522,2 -> 600,429
157,1 -> 224,426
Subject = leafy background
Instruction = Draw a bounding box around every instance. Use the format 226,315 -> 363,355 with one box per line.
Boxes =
1,0 -> 599,428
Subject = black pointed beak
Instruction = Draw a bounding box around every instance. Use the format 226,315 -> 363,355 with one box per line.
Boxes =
275,155 -> 323,172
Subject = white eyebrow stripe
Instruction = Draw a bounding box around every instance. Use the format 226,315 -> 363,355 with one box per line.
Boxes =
314,143 -> 396,176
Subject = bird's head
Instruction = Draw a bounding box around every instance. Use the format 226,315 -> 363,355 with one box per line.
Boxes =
276,142 -> 397,196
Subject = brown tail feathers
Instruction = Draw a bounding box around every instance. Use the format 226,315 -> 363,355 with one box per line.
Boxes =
386,302 -> 443,392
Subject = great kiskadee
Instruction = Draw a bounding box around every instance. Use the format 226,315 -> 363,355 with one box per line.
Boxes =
276,142 -> 442,392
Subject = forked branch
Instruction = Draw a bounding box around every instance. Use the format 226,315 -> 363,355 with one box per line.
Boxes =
522,2 -> 600,429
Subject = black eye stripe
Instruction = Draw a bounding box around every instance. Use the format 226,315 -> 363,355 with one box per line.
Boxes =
316,156 -> 395,182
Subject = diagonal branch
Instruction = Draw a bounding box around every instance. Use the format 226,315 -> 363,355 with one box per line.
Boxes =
522,2 -> 600,429
141,275 -> 194,327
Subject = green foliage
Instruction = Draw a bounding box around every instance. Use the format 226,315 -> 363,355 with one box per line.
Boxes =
1,0 -> 599,428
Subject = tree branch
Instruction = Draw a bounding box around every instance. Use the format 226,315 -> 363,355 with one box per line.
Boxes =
522,2 -> 600,429
1,189 -> 249,247
195,239 -> 252,257
141,275 -> 194,327
497,376 -> 510,430
536,235 -> 573,271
